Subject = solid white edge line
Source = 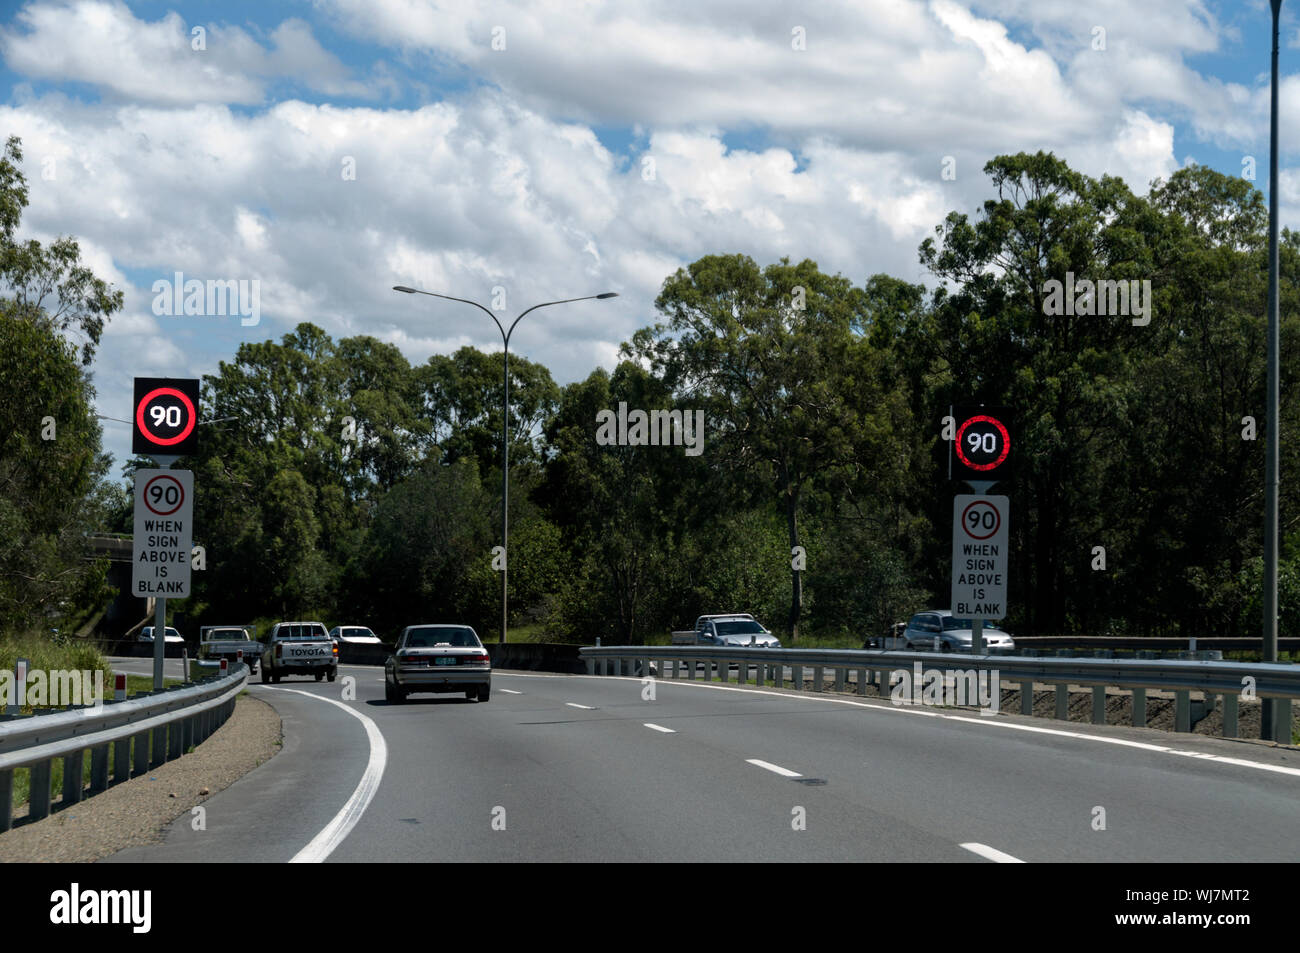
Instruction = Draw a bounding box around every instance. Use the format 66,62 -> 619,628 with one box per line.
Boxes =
565,702 -> 594,709
961,842 -> 1025,863
644,723 -> 676,733
265,687 -> 389,864
500,689 -> 522,694
747,758 -> 801,778
495,672 -> 1300,780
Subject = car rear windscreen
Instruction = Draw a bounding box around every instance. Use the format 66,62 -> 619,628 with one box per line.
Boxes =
280,624 -> 327,639
405,627 -> 480,648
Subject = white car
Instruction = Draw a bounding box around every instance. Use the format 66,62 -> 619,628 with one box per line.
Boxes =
328,625 -> 383,647
901,610 -> 1015,654
139,626 -> 185,645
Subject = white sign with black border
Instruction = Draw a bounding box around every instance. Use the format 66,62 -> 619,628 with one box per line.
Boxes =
951,494 -> 1008,620
133,468 -> 193,597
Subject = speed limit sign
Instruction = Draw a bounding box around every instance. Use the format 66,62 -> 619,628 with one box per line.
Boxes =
133,377 -> 200,456
951,494 -> 1008,619
951,405 -> 1012,482
133,468 -> 193,597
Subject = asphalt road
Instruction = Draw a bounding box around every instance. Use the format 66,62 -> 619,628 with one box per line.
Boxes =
106,665 -> 1300,863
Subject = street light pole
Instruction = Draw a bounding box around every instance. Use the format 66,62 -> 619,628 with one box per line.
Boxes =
1263,0 -> 1284,741
394,286 -> 617,643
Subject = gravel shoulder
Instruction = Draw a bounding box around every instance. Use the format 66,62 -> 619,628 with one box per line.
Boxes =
0,694 -> 282,863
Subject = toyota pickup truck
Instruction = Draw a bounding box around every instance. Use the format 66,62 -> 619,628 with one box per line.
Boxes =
199,625 -> 258,674
670,614 -> 782,647
260,621 -> 338,683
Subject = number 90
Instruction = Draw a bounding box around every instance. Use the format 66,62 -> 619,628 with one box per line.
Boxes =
150,404 -> 183,429
967,430 -> 997,455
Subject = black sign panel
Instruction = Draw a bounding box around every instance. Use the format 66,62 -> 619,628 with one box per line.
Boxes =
951,404 -> 1013,481
132,377 -> 200,456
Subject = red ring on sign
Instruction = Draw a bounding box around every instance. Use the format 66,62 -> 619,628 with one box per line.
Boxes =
954,414 -> 1010,472
960,499 -> 1001,540
136,387 -> 197,446
142,474 -> 185,516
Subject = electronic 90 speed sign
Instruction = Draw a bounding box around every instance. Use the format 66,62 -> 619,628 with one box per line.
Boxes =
951,405 -> 1013,482
132,377 -> 200,456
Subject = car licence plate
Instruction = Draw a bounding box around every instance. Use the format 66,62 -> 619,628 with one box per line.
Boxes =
435,657 -> 456,665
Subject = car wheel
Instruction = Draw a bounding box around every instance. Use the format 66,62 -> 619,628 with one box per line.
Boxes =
260,665 -> 268,684
385,679 -> 404,703
905,642 -> 914,651
941,642 -> 952,653
465,690 -> 477,701
327,670 -> 336,683
314,672 -> 323,681
271,670 -> 281,684
477,685 -> 490,702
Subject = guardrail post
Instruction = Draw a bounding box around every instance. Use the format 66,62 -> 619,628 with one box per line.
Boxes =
670,659 -> 678,679
719,657 -> 729,683
113,737 -> 130,783
1132,687 -> 1146,728
132,729 -> 150,775
811,666 -> 823,692
168,718 -> 183,759
754,660 -> 765,686
737,658 -> 747,685
833,667 -> 846,693
1020,680 -> 1034,716
1091,685 -> 1107,725
29,760 -> 51,821
792,664 -> 803,691
1175,690 -> 1191,732
90,744 -> 109,793
1054,683 -> 1069,721
584,656 -> 594,675
0,769 -> 11,832
62,751 -> 84,805
856,667 -> 868,696
1221,692 -> 1238,738
150,726 -> 167,767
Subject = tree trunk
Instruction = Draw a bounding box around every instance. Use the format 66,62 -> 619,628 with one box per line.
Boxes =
785,483 -> 802,642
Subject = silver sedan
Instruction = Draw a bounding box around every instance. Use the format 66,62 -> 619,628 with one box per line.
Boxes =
385,624 -> 491,703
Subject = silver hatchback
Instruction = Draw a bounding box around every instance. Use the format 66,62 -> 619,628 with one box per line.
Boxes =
902,610 -> 1015,654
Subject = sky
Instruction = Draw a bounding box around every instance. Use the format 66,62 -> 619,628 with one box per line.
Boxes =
1,0 -> 1297,471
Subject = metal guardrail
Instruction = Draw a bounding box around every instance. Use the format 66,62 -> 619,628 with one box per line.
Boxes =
0,666 -> 248,832
579,646 -> 1298,740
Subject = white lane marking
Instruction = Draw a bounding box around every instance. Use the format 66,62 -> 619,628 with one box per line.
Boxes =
644,723 -> 676,733
496,673 -> 1300,781
265,687 -> 388,864
500,689 -> 522,694
961,842 -> 1025,863
747,758 -> 802,778
565,702 -> 594,709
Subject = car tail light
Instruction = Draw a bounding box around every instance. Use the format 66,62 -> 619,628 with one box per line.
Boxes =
467,653 -> 489,664
332,641 -> 339,657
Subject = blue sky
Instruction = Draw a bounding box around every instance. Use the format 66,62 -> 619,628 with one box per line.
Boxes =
1,0 -> 1296,472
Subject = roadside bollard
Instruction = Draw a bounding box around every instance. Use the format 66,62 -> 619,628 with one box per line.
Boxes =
114,673 -> 127,702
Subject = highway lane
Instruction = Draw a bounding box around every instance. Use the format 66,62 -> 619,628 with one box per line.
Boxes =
106,665 -> 1300,862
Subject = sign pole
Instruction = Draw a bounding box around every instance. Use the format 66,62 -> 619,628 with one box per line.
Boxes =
149,454 -> 180,691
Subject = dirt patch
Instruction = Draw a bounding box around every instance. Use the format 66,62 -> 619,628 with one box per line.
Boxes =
0,694 -> 282,862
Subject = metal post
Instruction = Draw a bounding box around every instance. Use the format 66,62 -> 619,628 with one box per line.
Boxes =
1263,0 -> 1284,741
1091,685 -> 1106,725
90,744 -> 109,793
153,595 -> 166,692
1175,690 -> 1191,732
0,770 -> 11,832
972,618 -> 984,655
1054,683 -> 1069,720
30,760 -> 52,820
501,339 -> 509,645
1132,687 -> 1146,728
1222,692 -> 1239,738
62,752 -> 84,805
1020,679 -> 1034,715
132,730 -> 149,775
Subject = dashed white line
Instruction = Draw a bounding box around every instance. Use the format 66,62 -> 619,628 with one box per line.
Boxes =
746,758 -> 802,778
565,702 -> 594,709
644,723 -> 676,733
960,842 -> 1025,863
266,687 -> 388,864
500,689 -> 522,694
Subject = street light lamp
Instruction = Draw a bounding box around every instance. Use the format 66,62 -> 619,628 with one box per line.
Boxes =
393,285 -> 618,643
